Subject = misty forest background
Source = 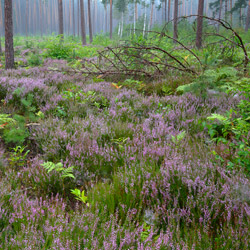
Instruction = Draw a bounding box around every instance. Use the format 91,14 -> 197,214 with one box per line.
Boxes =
0,0 -> 249,37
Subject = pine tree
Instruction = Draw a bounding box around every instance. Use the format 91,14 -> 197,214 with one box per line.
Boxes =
4,0 -> 14,69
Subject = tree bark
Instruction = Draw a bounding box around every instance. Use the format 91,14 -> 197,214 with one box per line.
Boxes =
39,0 -> 43,37
110,0 -> 112,39
149,2 -> 154,30
73,0 -> 75,36
88,0 -> 93,43
173,0 -> 178,41
58,0 -> 64,38
196,0 -> 204,49
168,0 -> 171,22
80,0 -> 86,45
4,0 -> 14,69
135,2 -> 138,20
25,0 -> 28,36
246,0 -> 250,31
230,0 -> 232,25
105,4 -> 107,33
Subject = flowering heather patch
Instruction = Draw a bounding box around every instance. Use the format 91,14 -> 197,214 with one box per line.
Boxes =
0,61 -> 249,249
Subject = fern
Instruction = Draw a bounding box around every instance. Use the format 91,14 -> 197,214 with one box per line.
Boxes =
207,113 -> 230,124
171,131 -> 186,144
0,114 -> 16,129
71,188 -> 88,205
41,161 -> 75,180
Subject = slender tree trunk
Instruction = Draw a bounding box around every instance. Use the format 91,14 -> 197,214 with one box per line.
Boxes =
230,0 -> 232,25
80,0 -> 86,45
121,12 -> 124,37
246,0 -> 250,31
135,2 -> 138,20
225,0 -> 228,21
78,0 -> 80,37
88,0 -> 93,43
110,0 -> 112,39
105,4 -> 107,33
165,0 -> 167,23
168,0 -> 171,22
40,0 -> 43,37
173,0 -> 178,41
33,0 -> 36,35
73,0 -> 75,36
69,0 -> 72,35
134,2 -> 136,34
143,5 -> 146,37
219,0 -> 222,19
149,2 -> 154,30
196,0 -> 204,49
0,0 -> 2,55
25,0 -> 28,36
58,0 -> 64,38
4,0 -> 14,69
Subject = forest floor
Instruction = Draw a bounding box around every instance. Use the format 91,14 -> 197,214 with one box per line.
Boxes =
0,31 -> 250,249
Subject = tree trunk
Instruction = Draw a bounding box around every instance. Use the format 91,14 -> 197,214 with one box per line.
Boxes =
134,2 -> 136,34
196,0 -> 204,49
58,0 -> 64,38
80,0 -> 86,45
25,0 -> 28,36
230,0 -> 232,25
88,0 -> 93,43
73,0 -> 75,36
4,0 -> 14,69
0,0 -> 2,55
149,2 -> 154,30
218,0 -> 222,19
143,5 -> 146,37
110,0 -> 112,39
173,0 -> 178,41
78,0 -> 80,37
69,0 -> 72,35
168,0 -> 171,22
246,0 -> 250,31
40,0 -> 43,37
105,4 -> 107,33
135,2 -> 138,20
225,0 -> 227,21
165,0 -> 167,23
121,12 -> 124,37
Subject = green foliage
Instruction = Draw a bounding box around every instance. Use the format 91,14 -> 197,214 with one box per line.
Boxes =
41,161 -> 75,180
205,106 -> 250,171
0,114 -> 16,129
27,53 -> 43,66
177,67 -> 238,96
140,222 -> 151,241
2,114 -> 29,145
71,188 -> 89,205
8,146 -> 30,169
171,131 -> 186,144
44,36 -> 73,59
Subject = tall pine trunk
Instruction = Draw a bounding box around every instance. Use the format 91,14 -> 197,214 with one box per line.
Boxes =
4,0 -> 14,69
80,0 -> 86,45
196,0 -> 204,49
110,0 -> 112,39
168,0 -> 171,22
88,0 -> 93,43
40,0 -> 43,37
58,0 -> 64,38
73,0 -> 75,36
173,0 -> 178,42
25,0 -> 28,36
246,0 -> 250,31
